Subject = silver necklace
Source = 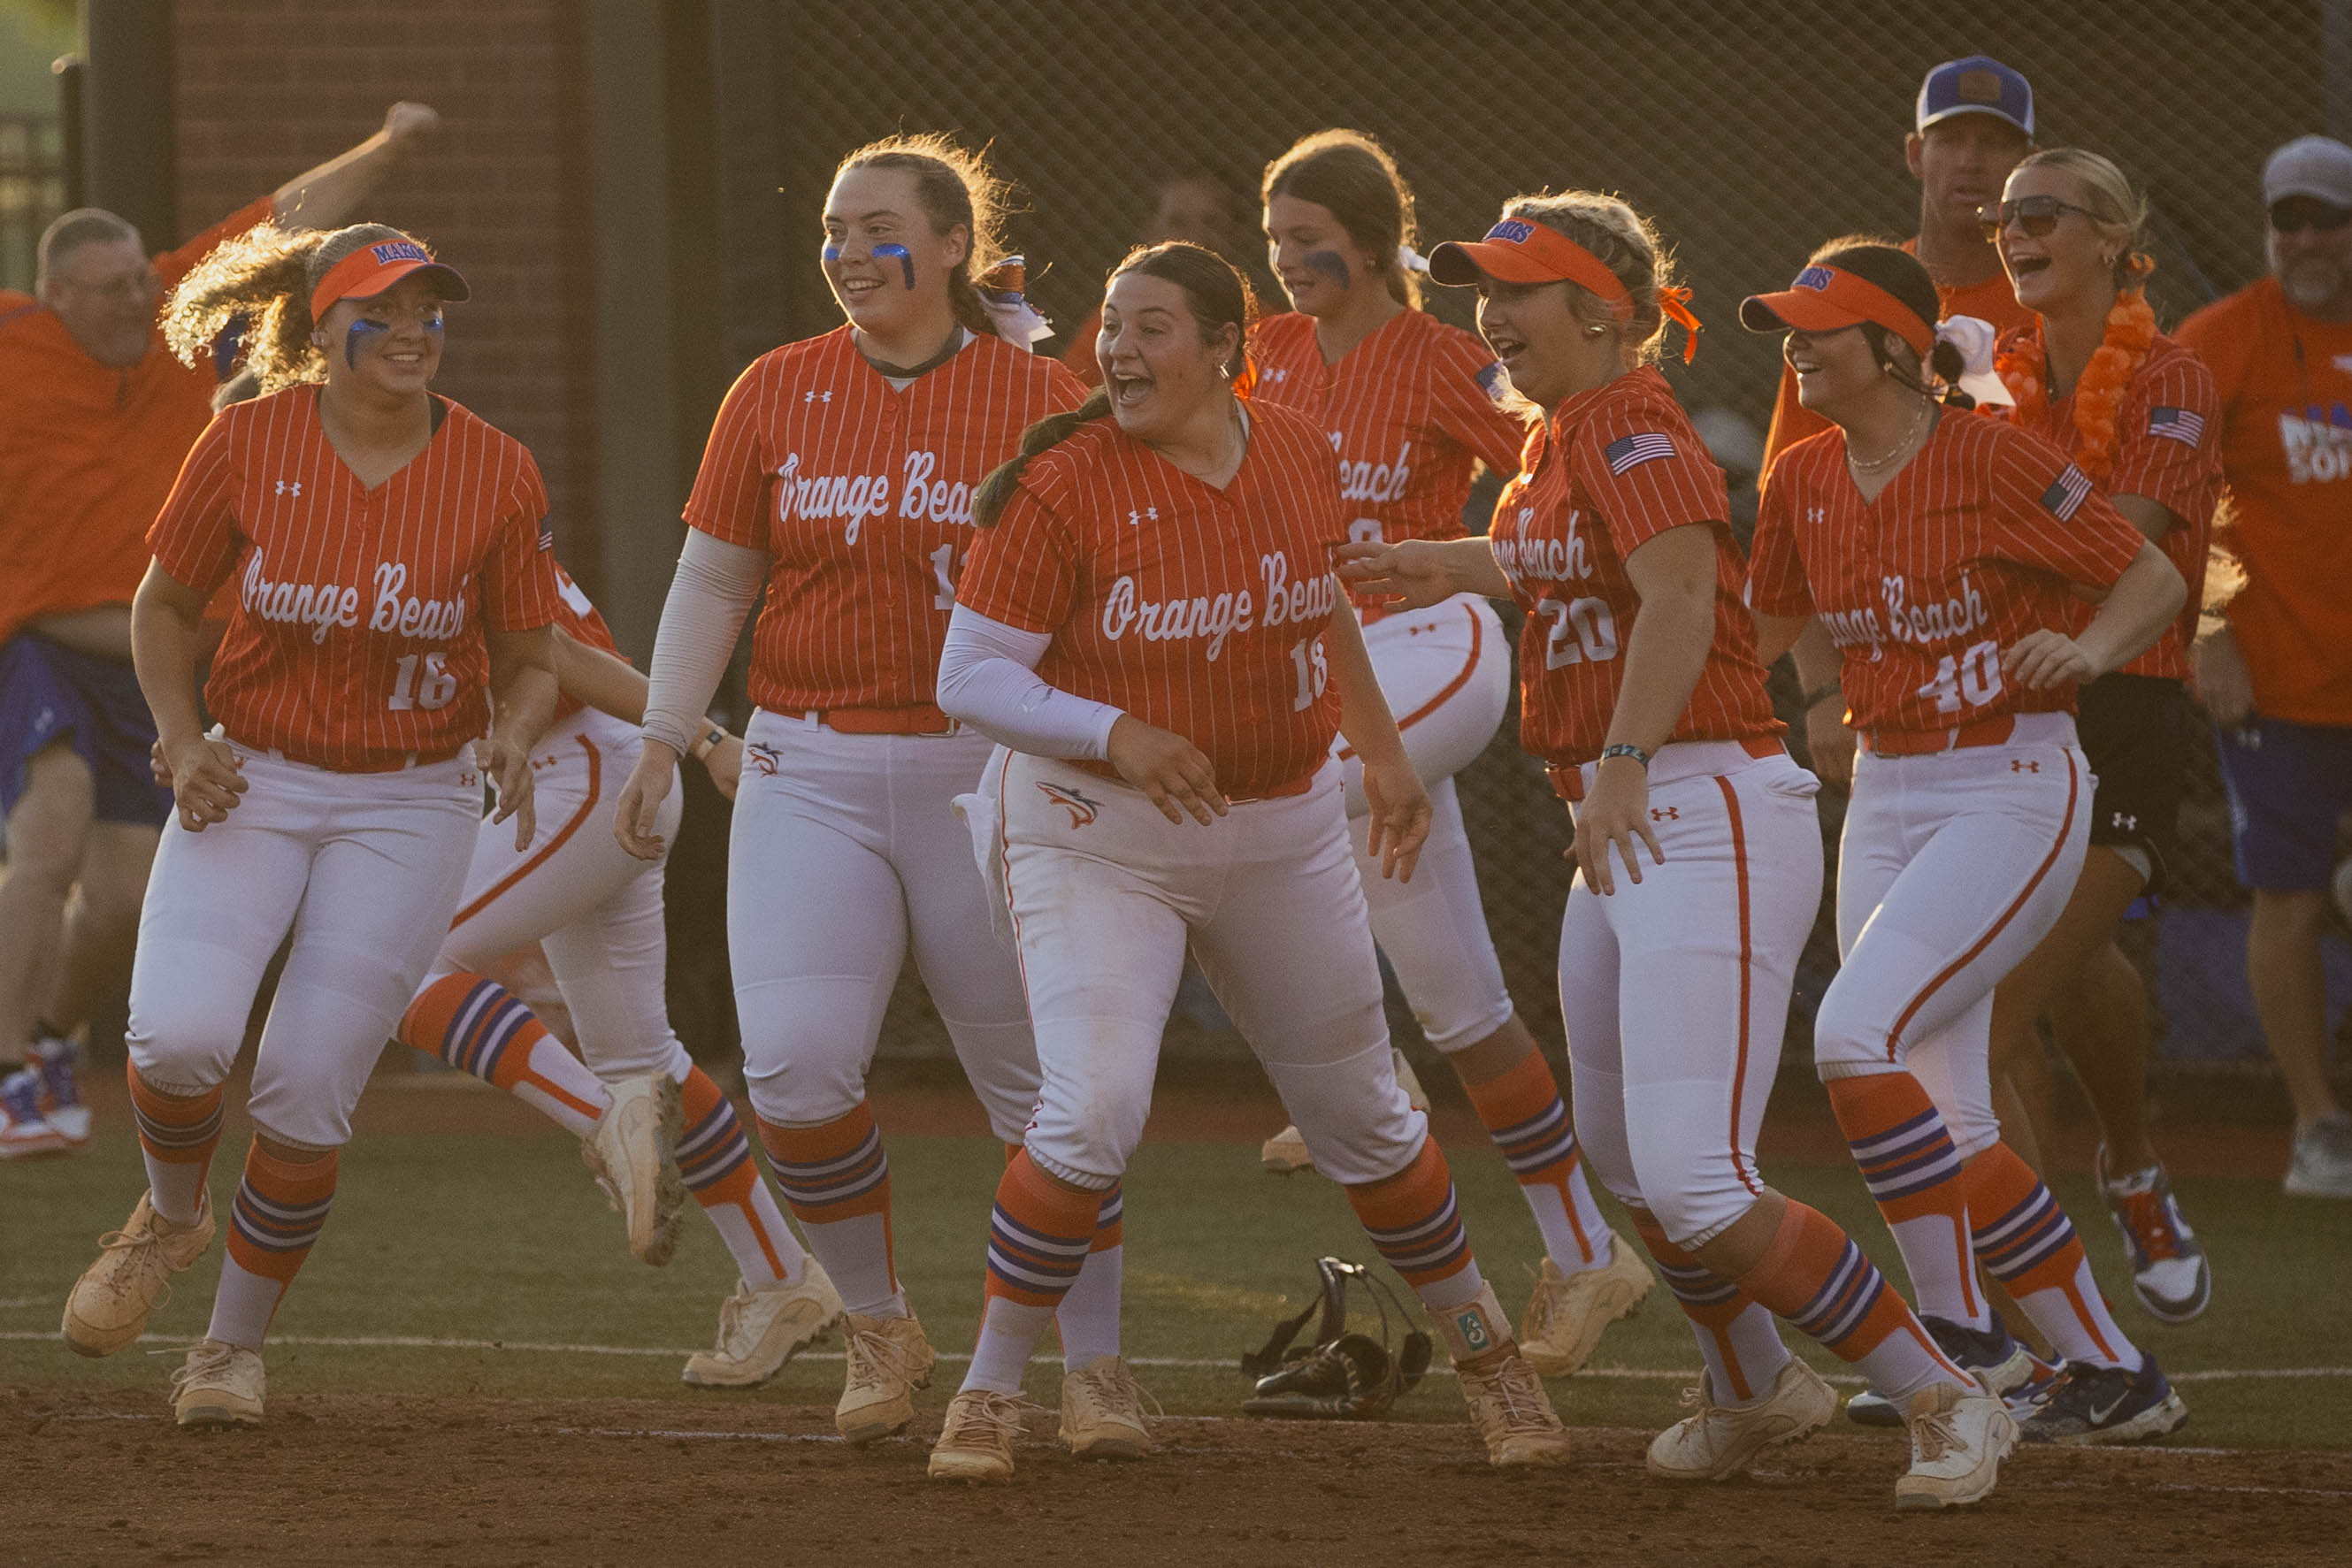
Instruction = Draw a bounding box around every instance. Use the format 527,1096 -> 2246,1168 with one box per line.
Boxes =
1847,396 -> 1933,475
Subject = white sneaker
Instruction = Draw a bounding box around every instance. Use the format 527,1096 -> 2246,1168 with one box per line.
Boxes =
0,1069 -> 68,1159
1058,1354 -> 1155,1459
580,1074 -> 685,1265
1647,1358 -> 1837,1481
836,1311 -> 937,1443
2284,1117 -> 2352,1200
1895,1380 -> 2017,1510
1262,1049 -> 1429,1176
27,1035 -> 88,1144
1439,1283 -> 1571,1467
63,1191 -> 217,1357
172,1339 -> 265,1429
681,1263 -> 845,1387
1518,1235 -> 1654,1375
927,1388 -> 1031,1482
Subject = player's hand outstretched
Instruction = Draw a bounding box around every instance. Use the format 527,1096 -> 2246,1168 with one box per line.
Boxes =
701,733 -> 746,802
1572,753 -> 1664,896
1360,754 -> 1431,883
1335,539 -> 1457,610
479,731 -> 538,851
2003,628 -> 2102,691
1107,715 -> 1227,825
614,743 -> 678,860
162,734 -> 248,833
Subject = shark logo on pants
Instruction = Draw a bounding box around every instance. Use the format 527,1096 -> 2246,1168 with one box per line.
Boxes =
1037,781 -> 1102,830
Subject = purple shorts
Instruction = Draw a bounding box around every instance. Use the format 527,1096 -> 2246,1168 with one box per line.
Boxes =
2212,712 -> 2352,893
0,632 -> 172,827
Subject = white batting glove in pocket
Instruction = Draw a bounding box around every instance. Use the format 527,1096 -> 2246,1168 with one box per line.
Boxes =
951,745 -> 1016,948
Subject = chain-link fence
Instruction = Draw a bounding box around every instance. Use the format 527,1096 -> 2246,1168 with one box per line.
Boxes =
676,0 -> 2349,1075
0,111 -> 65,294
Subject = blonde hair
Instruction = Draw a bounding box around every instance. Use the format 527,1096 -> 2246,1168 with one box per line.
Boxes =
162,221 -> 426,393
832,133 -> 1015,337
1501,190 -> 1680,364
2014,148 -> 2154,290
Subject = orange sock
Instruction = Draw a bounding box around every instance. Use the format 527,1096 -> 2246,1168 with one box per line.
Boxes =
1345,1136 -> 1475,1296
208,1137 -> 338,1349
1460,1051 -> 1608,1270
1967,1142 -> 2134,1368
676,1067 -> 805,1288
757,1102 -> 898,1313
1630,1209 -> 1779,1404
128,1064 -> 223,1226
399,973 -> 605,1136
1824,1071 -> 1982,1326
1740,1199 -> 1967,1400
984,1151 -> 1104,1309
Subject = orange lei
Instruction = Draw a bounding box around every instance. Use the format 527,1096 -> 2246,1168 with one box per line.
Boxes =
1994,289 -> 2157,485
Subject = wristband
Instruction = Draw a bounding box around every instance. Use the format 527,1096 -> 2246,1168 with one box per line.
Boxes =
1598,743 -> 1650,769
688,723 -> 727,761
1801,681 -> 1843,709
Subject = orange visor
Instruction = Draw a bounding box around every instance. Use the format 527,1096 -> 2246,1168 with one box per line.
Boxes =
309,238 -> 470,323
1429,217 -> 1704,363
1737,264 -> 1933,359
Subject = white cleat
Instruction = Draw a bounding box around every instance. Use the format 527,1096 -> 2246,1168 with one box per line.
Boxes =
927,1388 -> 1031,1482
1647,1358 -> 1837,1481
581,1073 -> 685,1266
1895,1380 -> 2017,1510
172,1339 -> 266,1429
836,1311 -> 937,1444
63,1191 -> 216,1357
682,1263 -> 846,1388
1518,1235 -> 1654,1376
1058,1354 -> 1155,1459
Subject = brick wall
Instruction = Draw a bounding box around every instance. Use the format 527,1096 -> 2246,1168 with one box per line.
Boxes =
172,0 -> 604,593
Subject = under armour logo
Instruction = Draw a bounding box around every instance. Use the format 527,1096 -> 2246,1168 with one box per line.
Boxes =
275,480 -> 302,497
1268,367 -> 1289,384
1037,780 -> 1102,829
1807,506 -> 1827,523
802,389 -> 832,404
2111,812 -> 2138,831
1651,807 -> 1681,822
2011,759 -> 2041,773
1124,506 -> 1160,526
458,771 -> 479,789
1406,621 -> 1440,637
746,743 -> 781,777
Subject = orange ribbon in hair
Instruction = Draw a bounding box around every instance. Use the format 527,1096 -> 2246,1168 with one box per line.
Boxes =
1658,285 -> 1702,363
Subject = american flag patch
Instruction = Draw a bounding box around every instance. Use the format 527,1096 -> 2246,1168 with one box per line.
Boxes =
2040,464 -> 2094,520
536,515 -> 555,552
1605,432 -> 1676,475
2148,406 -> 2206,447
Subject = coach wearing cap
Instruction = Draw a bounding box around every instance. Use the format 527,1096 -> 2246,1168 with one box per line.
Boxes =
1763,56 -> 2040,468
2178,135 -> 2352,1200
0,103 -> 439,1139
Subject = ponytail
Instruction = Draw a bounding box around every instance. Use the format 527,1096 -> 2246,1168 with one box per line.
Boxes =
1927,339 -> 1977,409
972,387 -> 1114,525
163,220 -> 422,393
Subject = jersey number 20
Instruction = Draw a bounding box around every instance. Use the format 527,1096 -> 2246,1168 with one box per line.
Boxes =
1537,597 -> 1619,669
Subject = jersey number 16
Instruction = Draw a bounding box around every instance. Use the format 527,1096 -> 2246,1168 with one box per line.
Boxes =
388,651 -> 458,711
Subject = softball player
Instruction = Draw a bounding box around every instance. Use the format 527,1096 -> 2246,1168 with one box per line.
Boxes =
60,224 -> 562,1429
392,562 -> 844,1388
615,135 -> 1133,1450
1981,149 -> 2223,1327
925,240 -> 1569,1483
1742,241 -> 2191,1445
1345,196 -> 2015,1509
1250,131 -> 1651,1372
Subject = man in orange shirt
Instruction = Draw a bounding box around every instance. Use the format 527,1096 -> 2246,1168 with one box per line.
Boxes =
0,103 -> 440,1158
2180,135 -> 2352,1199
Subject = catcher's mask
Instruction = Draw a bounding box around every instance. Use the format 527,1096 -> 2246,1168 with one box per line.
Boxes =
1239,1257 -> 1432,1419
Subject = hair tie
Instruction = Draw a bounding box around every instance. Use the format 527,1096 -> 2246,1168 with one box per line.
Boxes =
1397,244 -> 1430,276
1934,314 -> 2014,407
975,255 -> 1054,348
1657,285 -> 1702,363
1230,350 -> 1257,401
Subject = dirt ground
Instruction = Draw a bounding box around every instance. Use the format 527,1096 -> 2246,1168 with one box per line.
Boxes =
4,1383 -> 2341,1567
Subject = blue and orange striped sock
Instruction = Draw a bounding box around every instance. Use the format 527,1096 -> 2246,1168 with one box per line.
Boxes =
676,1067 -> 806,1289
1968,1142 -> 2138,1370
1460,1051 -> 1612,1273
400,973 -> 607,1137
961,1150 -> 1107,1395
1739,1198 -> 1969,1404
1824,1070 -> 1988,1329
207,1138 -> 338,1350
128,1064 -> 223,1228
1345,1136 -> 1485,1312
1629,1209 -> 1791,1406
755,1102 -> 898,1316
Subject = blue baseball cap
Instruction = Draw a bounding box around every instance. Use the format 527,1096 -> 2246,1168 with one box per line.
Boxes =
1916,56 -> 2034,138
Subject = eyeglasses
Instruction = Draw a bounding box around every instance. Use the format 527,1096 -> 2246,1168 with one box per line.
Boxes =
1977,195 -> 2103,243
2269,198 -> 2352,234
55,269 -> 158,305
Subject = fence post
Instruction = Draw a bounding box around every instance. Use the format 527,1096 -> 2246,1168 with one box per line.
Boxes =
81,0 -> 173,249
50,55 -> 83,214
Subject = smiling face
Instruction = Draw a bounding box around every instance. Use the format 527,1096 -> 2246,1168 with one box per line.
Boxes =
1474,275 -> 1620,409
1996,164 -> 2117,313
1907,114 -> 2032,242
2270,201 -> 2352,317
1264,193 -> 1376,317
1097,270 -> 1237,444
317,273 -> 446,398
821,164 -> 966,340
1782,324 -> 1889,418
41,234 -> 161,369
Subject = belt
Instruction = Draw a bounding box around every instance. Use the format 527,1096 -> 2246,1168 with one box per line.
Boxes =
802,704 -> 958,736
1859,715 -> 2016,757
1547,735 -> 1784,803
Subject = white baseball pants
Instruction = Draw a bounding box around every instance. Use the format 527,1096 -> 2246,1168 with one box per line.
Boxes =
1557,743 -> 1826,1246
426,706 -> 689,1082
1814,713 -> 2092,1159
126,739 -> 481,1148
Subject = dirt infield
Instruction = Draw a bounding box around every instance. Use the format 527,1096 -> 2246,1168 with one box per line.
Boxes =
5,1384 -> 2341,1567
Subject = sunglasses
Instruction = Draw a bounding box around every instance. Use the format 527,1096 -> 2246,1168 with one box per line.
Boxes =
1978,195 -> 2103,243
2269,198 -> 2352,234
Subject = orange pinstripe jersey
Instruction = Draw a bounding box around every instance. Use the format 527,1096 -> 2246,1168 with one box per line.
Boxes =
957,400 -> 1348,797
549,562 -> 622,723
684,326 -> 1086,713
148,386 -> 560,770
1250,310 -> 1528,608
1490,367 -> 1780,767
1748,411 -> 2148,735
1995,331 -> 2222,683
0,197 -> 272,645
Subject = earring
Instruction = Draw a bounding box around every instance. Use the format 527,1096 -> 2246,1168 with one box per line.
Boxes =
1582,323 -> 1610,339
1218,363 -> 1232,381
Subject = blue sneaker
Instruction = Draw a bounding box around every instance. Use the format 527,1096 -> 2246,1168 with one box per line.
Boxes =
1846,1313 -> 2034,1426
28,1035 -> 88,1144
2019,1354 -> 2187,1445
0,1067 -> 68,1159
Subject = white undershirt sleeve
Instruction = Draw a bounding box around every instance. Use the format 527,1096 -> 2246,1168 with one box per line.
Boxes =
640,530 -> 769,755
936,604 -> 1121,761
